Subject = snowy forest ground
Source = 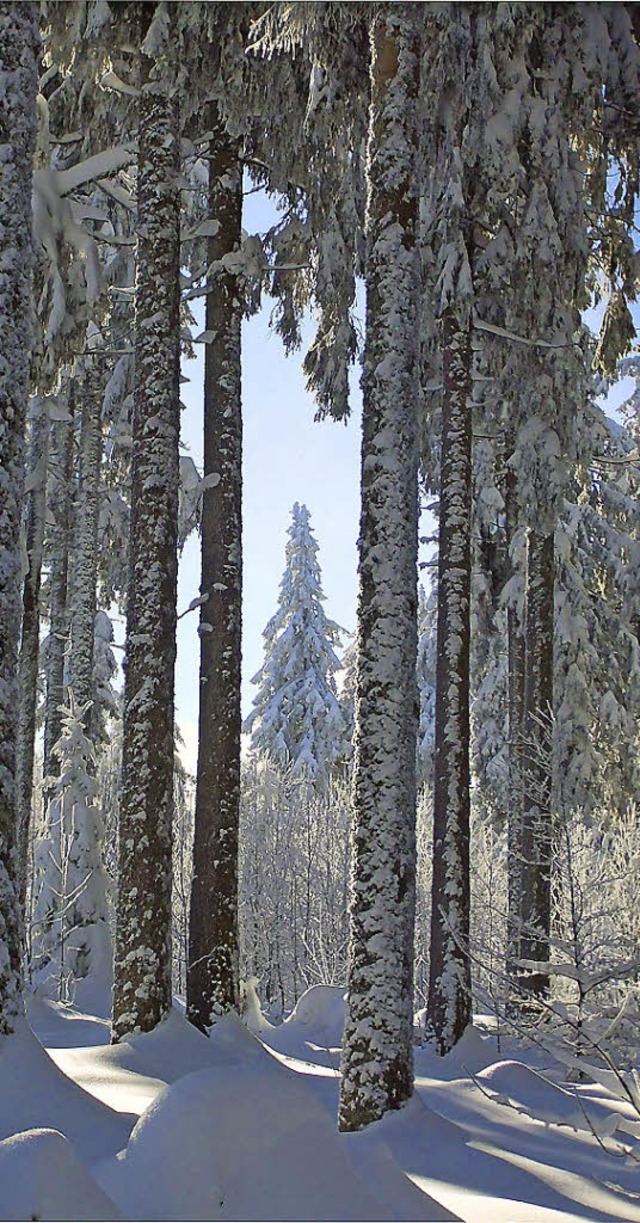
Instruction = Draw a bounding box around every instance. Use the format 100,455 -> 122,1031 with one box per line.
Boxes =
3,987 -> 640,1222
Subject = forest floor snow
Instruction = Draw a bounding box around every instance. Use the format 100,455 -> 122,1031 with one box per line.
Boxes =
0,986 -> 639,1219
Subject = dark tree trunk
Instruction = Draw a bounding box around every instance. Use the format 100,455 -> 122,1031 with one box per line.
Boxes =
16,402 -> 49,908
0,0 -> 38,1034
112,30 -> 181,1041
33,395 -> 74,969
517,528 -> 554,1002
506,599 -> 526,979
69,360 -> 102,721
426,307 -> 473,1054
66,358 -> 110,980
187,102 -> 243,1029
504,471 -> 526,989
43,394 -> 74,782
339,6 -> 421,1133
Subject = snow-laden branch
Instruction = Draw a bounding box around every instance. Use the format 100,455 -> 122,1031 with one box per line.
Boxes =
590,451 -> 640,466
51,146 -> 137,198
519,956 -> 640,993
473,315 -> 578,351
177,594 -> 209,621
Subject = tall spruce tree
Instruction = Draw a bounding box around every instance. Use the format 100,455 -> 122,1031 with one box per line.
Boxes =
43,383 -> 75,783
338,4 -> 421,1132
62,353 -> 112,988
112,3 -> 181,1041
187,100 -> 244,1030
0,0 -> 38,1034
245,502 -> 347,790
497,7 -> 620,1006
16,395 -> 49,905
416,583 -> 438,792
424,3 -> 478,1055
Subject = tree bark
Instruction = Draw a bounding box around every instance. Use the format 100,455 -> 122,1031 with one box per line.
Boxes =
517,527 -> 554,1001
426,307 -> 473,1054
69,360 -> 102,722
187,102 -> 243,1029
339,5 -> 421,1133
43,394 -> 74,783
504,470 -> 526,990
32,393 -> 75,970
64,357 -> 111,968
16,400 -> 49,909
112,31 -> 180,1040
0,0 -> 38,1035
63,357 -> 112,981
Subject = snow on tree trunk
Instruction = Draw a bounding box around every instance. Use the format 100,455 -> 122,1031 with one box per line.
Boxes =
16,399 -> 49,908
426,307 -> 473,1055
506,590 -> 526,987
338,6 -> 421,1133
518,527 -> 554,1001
33,397 -> 74,965
0,0 -> 38,1036
112,48 -> 180,1041
29,392 -> 73,972
187,103 -> 243,1029
504,469 -> 526,992
69,360 -> 102,725
64,356 -> 111,984
43,395 -> 74,782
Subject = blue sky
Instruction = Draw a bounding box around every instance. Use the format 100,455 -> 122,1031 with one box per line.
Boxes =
175,191 -> 364,771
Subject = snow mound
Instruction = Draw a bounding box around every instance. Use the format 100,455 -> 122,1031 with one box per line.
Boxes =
103,1060 -> 385,1221
260,984 -> 346,1067
0,1020 -> 132,1161
108,1006 -> 264,1080
476,1059 -> 625,1139
289,984 -> 346,1040
208,1009 -> 276,1065
47,1007 -> 272,1118
28,996 -> 111,1049
444,1024 -> 497,1075
0,1128 -> 123,1221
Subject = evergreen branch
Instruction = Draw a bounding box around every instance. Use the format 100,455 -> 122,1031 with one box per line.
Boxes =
473,316 -> 580,351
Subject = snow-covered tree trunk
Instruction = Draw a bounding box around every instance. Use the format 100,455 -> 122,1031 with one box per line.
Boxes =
16,399 -> 49,906
506,594 -> 526,985
43,397 -> 74,782
0,0 -> 38,1036
518,527 -> 554,1001
426,307 -> 473,1054
58,357 -> 112,987
505,471 -> 526,990
112,38 -> 181,1041
64,358 -> 113,974
69,360 -> 102,724
338,6 -> 421,1133
32,396 -> 75,974
187,103 -> 243,1029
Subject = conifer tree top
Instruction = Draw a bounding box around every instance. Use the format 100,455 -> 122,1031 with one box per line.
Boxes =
245,502 -> 347,788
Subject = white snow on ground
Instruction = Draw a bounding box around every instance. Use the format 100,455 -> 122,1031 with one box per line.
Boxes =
0,986 -> 637,1220
42,1005 -> 257,1116
101,1062 -> 392,1222
249,982 -> 345,1068
0,1017 -> 133,1158
0,1128 -> 124,1222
